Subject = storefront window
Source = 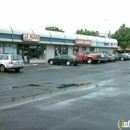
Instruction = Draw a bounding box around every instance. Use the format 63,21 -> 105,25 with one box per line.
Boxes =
0,44 -> 3,53
82,47 -> 86,51
29,46 -> 38,59
90,47 -> 94,51
38,45 -> 46,59
17,45 -> 46,63
29,45 -> 46,60
61,46 -> 68,54
94,48 -> 100,51
73,46 -> 79,54
55,46 -> 60,56
54,46 -> 68,56
4,44 -> 17,54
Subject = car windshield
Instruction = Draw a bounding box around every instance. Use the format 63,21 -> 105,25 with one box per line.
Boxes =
11,55 -> 22,60
69,55 -> 76,58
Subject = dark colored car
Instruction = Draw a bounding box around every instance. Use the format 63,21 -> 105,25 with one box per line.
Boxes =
117,53 -> 129,61
48,54 -> 82,66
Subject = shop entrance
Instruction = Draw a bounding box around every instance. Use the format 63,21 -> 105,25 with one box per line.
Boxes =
18,45 -> 29,63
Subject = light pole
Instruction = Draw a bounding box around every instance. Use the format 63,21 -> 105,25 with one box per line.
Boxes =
97,19 -> 107,36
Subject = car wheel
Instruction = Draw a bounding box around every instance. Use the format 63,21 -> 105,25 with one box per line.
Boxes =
49,60 -> 53,65
121,57 -> 124,61
87,58 -> 93,64
74,64 -> 77,66
15,68 -> 20,72
0,65 -> 6,72
66,61 -> 71,66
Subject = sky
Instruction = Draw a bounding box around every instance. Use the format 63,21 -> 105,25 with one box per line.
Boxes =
0,0 -> 130,34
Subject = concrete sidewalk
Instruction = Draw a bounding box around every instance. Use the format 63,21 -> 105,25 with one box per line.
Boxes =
24,63 -> 49,66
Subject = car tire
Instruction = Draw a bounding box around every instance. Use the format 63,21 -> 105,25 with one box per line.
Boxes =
87,58 -> 93,64
121,57 -> 124,61
0,65 -> 6,72
66,61 -> 71,66
49,60 -> 53,65
15,68 -> 20,72
74,64 -> 77,66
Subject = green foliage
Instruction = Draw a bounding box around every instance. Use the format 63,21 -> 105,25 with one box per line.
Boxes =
45,26 -> 64,32
76,29 -> 97,36
111,24 -> 130,51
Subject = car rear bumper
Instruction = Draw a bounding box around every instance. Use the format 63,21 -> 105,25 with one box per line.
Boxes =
99,58 -> 109,62
6,65 -> 24,69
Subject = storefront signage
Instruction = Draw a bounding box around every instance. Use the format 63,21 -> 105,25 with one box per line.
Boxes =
23,34 -> 40,42
91,42 -> 96,46
76,39 -> 92,46
97,42 -> 104,46
104,43 -> 112,46
112,43 -> 117,47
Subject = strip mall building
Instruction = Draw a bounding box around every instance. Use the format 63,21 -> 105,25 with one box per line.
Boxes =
0,25 -> 118,63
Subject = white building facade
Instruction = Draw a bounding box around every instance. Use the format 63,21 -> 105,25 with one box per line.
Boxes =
0,25 -> 118,63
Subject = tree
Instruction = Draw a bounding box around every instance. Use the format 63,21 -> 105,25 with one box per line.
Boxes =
76,29 -> 97,36
45,26 -> 64,32
111,24 -> 130,52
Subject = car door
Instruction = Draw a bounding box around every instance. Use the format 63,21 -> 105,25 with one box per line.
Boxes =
53,55 -> 62,64
62,55 -> 69,64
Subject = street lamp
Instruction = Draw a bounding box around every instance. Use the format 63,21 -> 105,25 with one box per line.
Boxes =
97,19 -> 107,36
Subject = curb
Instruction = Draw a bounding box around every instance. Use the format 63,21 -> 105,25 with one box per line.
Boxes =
0,81 -> 105,110
24,63 -> 49,66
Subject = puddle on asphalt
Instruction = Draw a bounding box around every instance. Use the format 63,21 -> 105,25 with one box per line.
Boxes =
58,83 -> 86,88
8,83 -> 87,89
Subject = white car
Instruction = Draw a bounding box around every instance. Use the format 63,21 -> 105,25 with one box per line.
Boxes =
0,54 -> 24,72
124,53 -> 130,59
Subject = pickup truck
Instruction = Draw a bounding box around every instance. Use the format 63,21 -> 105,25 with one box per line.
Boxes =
74,51 -> 101,64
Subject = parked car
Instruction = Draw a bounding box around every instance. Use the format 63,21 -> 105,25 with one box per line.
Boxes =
74,51 -> 101,64
117,53 -> 129,61
48,54 -> 82,66
0,54 -> 24,72
90,51 -> 109,63
112,54 -> 119,60
107,53 -> 116,62
124,53 -> 130,60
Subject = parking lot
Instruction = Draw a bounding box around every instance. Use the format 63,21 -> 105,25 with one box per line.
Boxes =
0,60 -> 130,130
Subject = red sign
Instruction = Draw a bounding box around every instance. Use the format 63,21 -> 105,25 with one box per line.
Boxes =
76,39 -> 92,45
23,34 -> 40,42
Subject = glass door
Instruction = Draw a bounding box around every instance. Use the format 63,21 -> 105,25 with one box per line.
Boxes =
17,45 -> 29,63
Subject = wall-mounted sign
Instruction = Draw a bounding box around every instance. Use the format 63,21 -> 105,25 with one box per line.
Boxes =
91,42 -> 96,46
97,42 -> 104,46
112,43 -> 117,47
104,43 -> 113,46
23,34 -> 40,42
104,43 -> 109,46
76,39 -> 92,46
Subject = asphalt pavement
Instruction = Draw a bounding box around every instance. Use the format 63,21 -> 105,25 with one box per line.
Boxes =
0,60 -> 130,130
